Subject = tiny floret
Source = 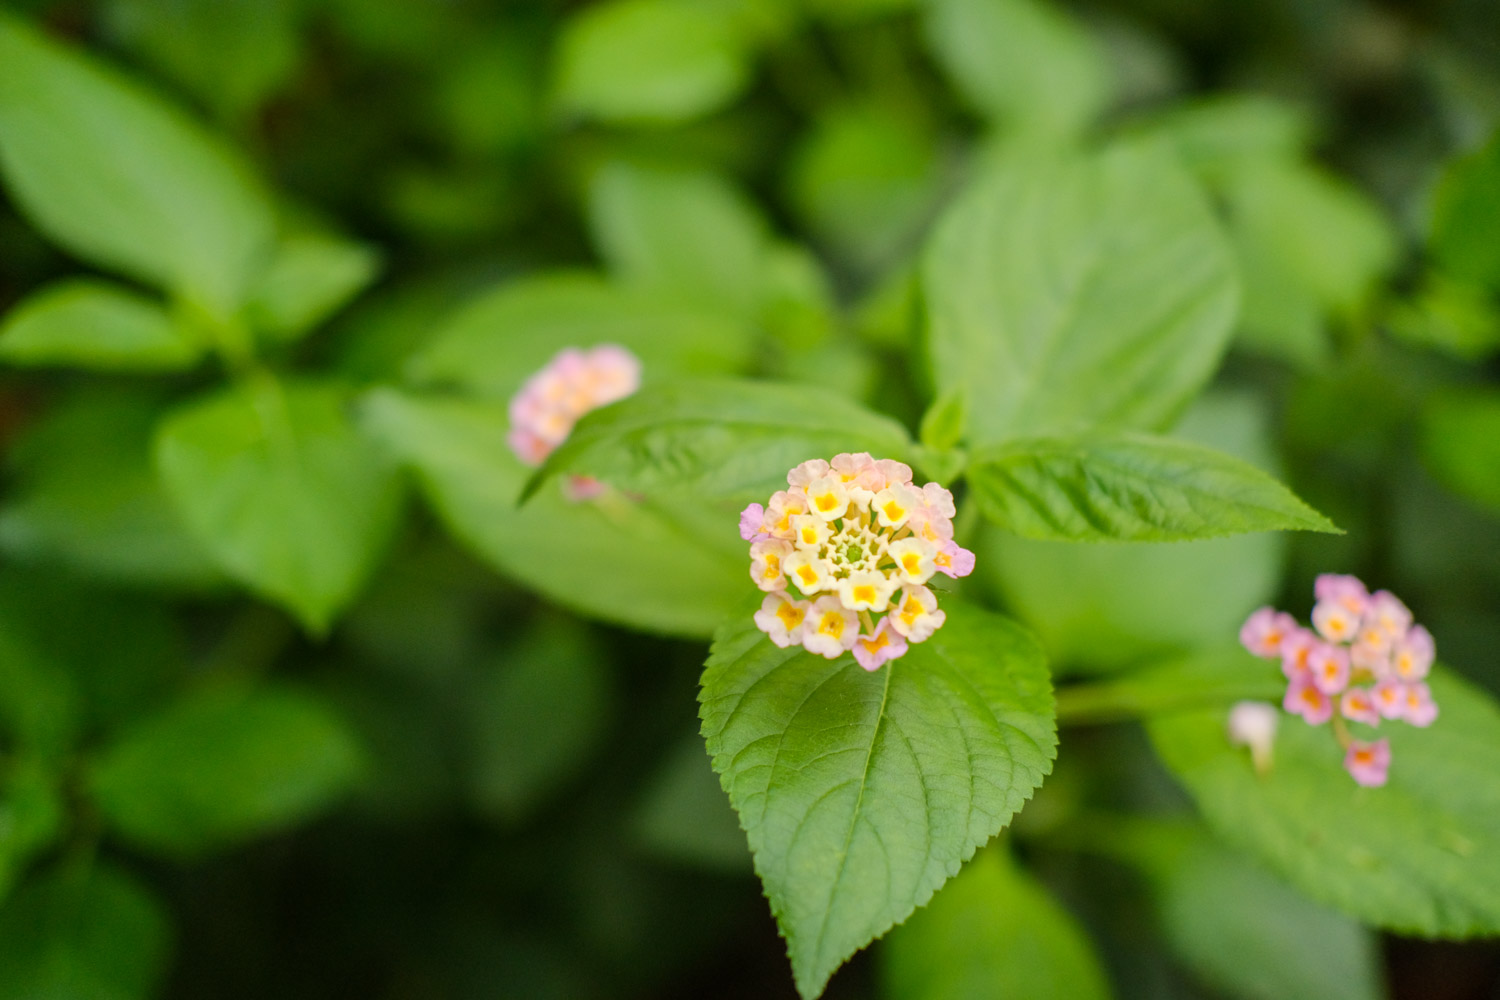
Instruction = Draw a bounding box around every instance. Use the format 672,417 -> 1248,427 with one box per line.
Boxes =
744,454 -> 970,669
1227,701 -> 1278,774
1240,575 -> 1438,787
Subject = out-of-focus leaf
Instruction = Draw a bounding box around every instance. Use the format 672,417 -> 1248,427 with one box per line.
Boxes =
154,378 -> 404,633
787,103 -> 941,272
245,233 -> 382,343
1150,668 -> 1500,936
924,0 -> 1109,139
432,32 -> 543,157
0,762 -> 63,903
1430,128 -> 1500,290
1388,276 -> 1500,360
1052,648 -> 1283,723
0,280 -> 201,372
1422,389 -> 1500,514
986,393 -> 1288,672
1107,820 -> 1383,1000
552,0 -> 751,125
104,0 -> 302,122
759,243 -> 839,349
465,620 -> 610,825
526,378 -> 914,503
0,863 -> 172,1000
1144,94 -> 1312,178
406,272 -> 755,397
882,848 -> 1110,1000
1225,161 -> 1396,366
0,13 -> 275,318
700,598 -> 1056,998
361,390 -> 746,638
919,389 -> 967,452
0,601 -> 79,760
588,161 -> 767,316
924,139 -> 1238,445
632,736 -> 750,873
89,685 -> 364,857
0,390 -> 220,589
970,431 -> 1334,542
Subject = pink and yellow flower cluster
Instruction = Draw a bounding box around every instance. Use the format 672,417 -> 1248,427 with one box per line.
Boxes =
740,453 -> 974,671
1240,574 -> 1437,787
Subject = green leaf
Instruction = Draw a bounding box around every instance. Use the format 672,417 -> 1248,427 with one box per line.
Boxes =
154,378 -> 404,633
700,598 -> 1056,998
1421,389 -> 1500,514
406,271 -> 755,397
0,13 -> 275,317
968,431 -> 1336,542
923,0 -> 1109,138
551,0 -> 751,125
104,0 -> 302,122
881,848 -> 1110,1000
0,863 -> 172,1000
1430,128 -> 1500,290
0,279 -> 201,372
1142,94 -> 1312,179
361,389 -> 746,638
1108,821 -> 1383,1000
983,392 -> 1292,673
919,389 -> 967,452
1388,275 -> 1500,361
1150,668 -> 1500,936
0,389 -> 221,589
245,233 -> 382,343
89,685 -> 364,857
464,620 -> 611,825
0,762 -> 63,903
588,161 -> 768,316
923,139 -> 1238,444
525,378 -> 914,504
632,736 -> 750,873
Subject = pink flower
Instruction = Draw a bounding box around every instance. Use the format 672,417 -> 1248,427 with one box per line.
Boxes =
754,593 -> 811,649
1344,739 -> 1391,787
1315,574 -> 1370,616
1311,600 -> 1360,644
1308,643 -> 1351,695
1340,687 -> 1381,726
933,540 -> 976,579
1284,678 -> 1333,725
787,459 -> 830,488
852,616 -> 909,672
1365,590 -> 1413,640
1401,682 -> 1439,727
1371,679 -> 1406,720
1391,625 -> 1435,682
507,344 -> 642,470
1279,627 -> 1317,680
1241,607 -> 1300,659
739,503 -> 768,542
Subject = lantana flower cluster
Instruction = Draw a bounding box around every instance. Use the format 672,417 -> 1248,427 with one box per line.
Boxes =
1239,574 -> 1438,787
740,453 -> 974,671
507,344 -> 641,499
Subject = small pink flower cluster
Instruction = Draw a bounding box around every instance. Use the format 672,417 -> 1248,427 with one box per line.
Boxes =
740,453 -> 974,671
507,345 -> 641,499
1240,574 -> 1438,787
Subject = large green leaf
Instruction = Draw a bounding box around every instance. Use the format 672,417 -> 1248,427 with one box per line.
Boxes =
881,847 -> 1109,1000
406,271 -> 754,398
700,598 -> 1056,998
0,863 -> 171,1000
361,389 -> 746,638
923,139 -> 1238,444
923,0 -> 1108,139
244,232 -> 382,343
464,620 -> 611,825
1105,820 -> 1383,1000
1429,128 -> 1500,291
588,161 -> 767,316
969,431 -> 1335,542
1422,389 -> 1500,514
89,685 -> 364,857
526,378 -> 914,503
0,762 -> 62,903
0,390 -> 221,589
1150,668 -> 1500,936
551,0 -> 751,124
0,13 -> 275,318
154,378 -> 404,633
0,279 -> 201,372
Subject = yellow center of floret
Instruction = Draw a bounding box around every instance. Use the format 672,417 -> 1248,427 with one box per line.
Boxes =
800,525 -> 819,545
763,553 -> 781,578
860,632 -> 889,654
882,501 -> 904,521
853,584 -> 876,604
776,602 -> 805,630
819,613 -> 845,639
815,492 -> 839,513
797,565 -> 818,586
901,552 -> 922,575
1301,688 -> 1322,707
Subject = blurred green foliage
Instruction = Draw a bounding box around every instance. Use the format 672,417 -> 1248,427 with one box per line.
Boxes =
0,0 -> 1499,997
